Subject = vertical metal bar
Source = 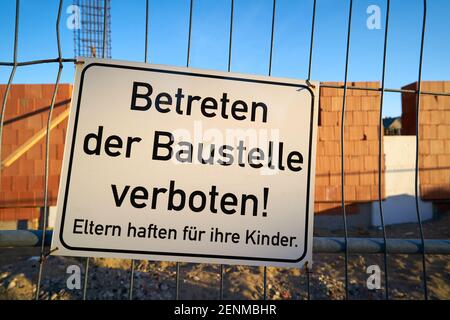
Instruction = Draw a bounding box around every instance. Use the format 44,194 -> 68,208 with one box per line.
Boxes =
186,0 -> 194,68
35,0 -> 64,300
174,0 -> 195,301
307,0 -> 316,82
268,0 -> 276,77
219,0 -> 235,301
414,0 -> 429,300
81,0 -> 85,56
80,0 -> 83,56
73,0 -> 78,57
340,0 -> 353,300
145,0 -> 149,63
263,0 -> 276,300
227,0 -> 234,72
305,0 -> 316,299
263,267 -> 268,300
128,260 -> 135,300
306,264 -> 311,300
175,262 -> 180,300
89,0 -> 93,55
129,0 -> 151,299
102,0 -> 108,58
377,0 -> 391,300
83,257 -> 90,300
86,0 -> 88,55
95,0 -> 99,56
0,0 -> 19,173
219,264 -> 224,300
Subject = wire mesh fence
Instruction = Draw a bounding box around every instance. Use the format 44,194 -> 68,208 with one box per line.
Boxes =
0,0 -> 449,300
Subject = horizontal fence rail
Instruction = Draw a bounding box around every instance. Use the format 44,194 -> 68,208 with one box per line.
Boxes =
1,230 -> 449,255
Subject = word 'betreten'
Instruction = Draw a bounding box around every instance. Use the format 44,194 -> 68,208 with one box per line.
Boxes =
130,82 -> 268,123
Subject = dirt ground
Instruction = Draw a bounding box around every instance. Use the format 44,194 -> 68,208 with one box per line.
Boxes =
1,212 -> 449,300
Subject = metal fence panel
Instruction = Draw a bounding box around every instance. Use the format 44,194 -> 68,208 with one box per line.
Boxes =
1,0 -> 449,300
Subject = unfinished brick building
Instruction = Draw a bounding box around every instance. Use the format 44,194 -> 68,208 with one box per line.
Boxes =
315,81 -> 385,215
402,81 -> 450,202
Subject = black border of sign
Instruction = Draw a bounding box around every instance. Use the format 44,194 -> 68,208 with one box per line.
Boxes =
58,62 -> 316,263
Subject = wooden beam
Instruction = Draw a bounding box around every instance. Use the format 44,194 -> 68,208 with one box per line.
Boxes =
1,107 -> 70,169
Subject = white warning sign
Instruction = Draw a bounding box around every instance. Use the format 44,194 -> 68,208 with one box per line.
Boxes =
51,58 -> 319,268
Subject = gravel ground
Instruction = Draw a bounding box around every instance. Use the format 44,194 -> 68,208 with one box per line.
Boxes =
1,212 -> 449,300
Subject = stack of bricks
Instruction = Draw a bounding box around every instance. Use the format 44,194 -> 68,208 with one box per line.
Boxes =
315,81 -> 386,214
0,84 -> 72,221
402,81 -> 450,200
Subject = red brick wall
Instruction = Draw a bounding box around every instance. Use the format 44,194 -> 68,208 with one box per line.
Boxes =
0,84 -> 72,219
315,82 -> 385,214
401,81 -> 450,200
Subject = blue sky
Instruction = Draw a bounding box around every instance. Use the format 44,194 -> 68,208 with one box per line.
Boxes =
0,0 -> 449,117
